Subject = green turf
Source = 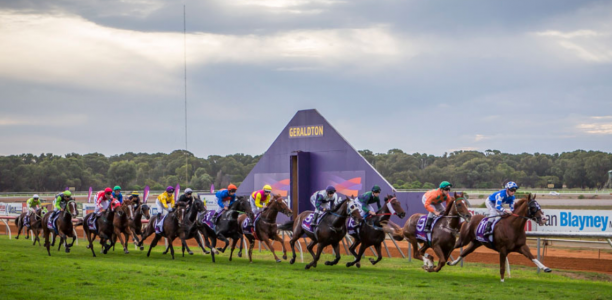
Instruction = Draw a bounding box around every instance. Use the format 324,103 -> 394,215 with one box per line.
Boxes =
0,236 -> 611,300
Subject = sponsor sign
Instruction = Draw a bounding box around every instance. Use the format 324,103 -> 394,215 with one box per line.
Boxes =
83,204 -> 96,216
7,203 -> 23,215
198,194 -> 219,211
288,125 -> 324,138
0,202 -> 7,214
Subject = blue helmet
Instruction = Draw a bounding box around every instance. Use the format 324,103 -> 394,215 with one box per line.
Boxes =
505,181 -> 518,190
325,185 -> 336,194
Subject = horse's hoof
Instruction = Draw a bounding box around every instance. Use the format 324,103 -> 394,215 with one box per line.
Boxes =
204,250 -> 210,254
124,251 -> 129,254
356,262 -> 361,268
305,265 -> 311,270
544,268 -> 552,273
346,262 -> 352,268
238,252 -> 242,258
325,261 -> 332,266
140,246 -> 144,251
189,251 -> 194,255
276,259 -> 281,263
86,245 -> 90,249
501,279 -> 505,283
290,258 -> 295,264
282,255 -> 287,260
66,248 -> 70,253
369,258 -> 376,264
15,237 -> 18,240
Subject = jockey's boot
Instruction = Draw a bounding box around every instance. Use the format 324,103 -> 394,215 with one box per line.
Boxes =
156,213 -> 163,226
311,212 -> 320,229
423,217 -> 433,233
484,221 -> 493,236
24,214 -> 30,227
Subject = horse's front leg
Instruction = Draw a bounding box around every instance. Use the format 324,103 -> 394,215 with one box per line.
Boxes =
114,228 -> 129,254
263,235 -> 281,263
369,243 -> 383,265
325,241 -> 341,266
273,233 -> 287,260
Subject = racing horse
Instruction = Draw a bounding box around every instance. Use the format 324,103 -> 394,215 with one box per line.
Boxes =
131,201 -> 151,250
401,192 -> 472,272
145,202 -> 187,260
238,194 -> 292,263
83,200 -> 118,257
42,199 -> 78,255
346,195 -> 406,268
111,199 -> 136,254
15,208 -> 44,243
281,196 -> 363,269
162,197 -> 209,258
448,194 -> 551,282
200,196 -> 251,260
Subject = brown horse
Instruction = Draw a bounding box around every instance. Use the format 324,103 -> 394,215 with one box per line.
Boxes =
282,196 -> 363,269
111,199 -> 136,254
145,202 -> 187,260
346,195 -> 406,268
131,203 -> 151,250
83,204 -> 117,257
42,200 -> 79,255
15,209 -> 44,241
238,194 -> 293,263
448,194 -> 550,282
14,212 -> 28,240
401,192 -> 472,272
162,197 -> 208,257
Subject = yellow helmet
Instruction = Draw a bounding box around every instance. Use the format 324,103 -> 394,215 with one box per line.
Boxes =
263,185 -> 272,192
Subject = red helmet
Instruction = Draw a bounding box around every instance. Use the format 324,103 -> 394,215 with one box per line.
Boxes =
227,184 -> 238,191
110,200 -> 121,210
104,187 -> 113,193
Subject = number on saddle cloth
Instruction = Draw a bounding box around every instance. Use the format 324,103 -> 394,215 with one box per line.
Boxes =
475,217 -> 499,245
155,214 -> 168,234
415,215 -> 442,242
301,212 -> 323,232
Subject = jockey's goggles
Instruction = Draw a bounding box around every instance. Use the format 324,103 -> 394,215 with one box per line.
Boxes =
442,188 -> 451,191
509,188 -> 517,192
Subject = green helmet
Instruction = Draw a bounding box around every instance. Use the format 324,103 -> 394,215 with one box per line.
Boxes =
439,181 -> 452,189
371,185 -> 381,193
113,185 -> 122,191
63,191 -> 72,197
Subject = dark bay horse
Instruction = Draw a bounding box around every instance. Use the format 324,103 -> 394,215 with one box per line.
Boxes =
283,196 -> 363,269
200,196 -> 251,260
42,200 -> 78,255
163,197 -> 208,257
346,195 -> 406,268
238,194 -> 292,263
15,209 -> 44,242
112,199 -> 136,254
145,202 -> 187,260
131,203 -> 150,250
402,192 -> 472,272
83,203 -> 117,257
448,194 -> 550,282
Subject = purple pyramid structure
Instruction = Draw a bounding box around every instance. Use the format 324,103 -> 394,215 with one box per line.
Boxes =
237,109 -> 425,223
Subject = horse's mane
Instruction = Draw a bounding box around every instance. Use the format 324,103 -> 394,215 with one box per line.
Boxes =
442,197 -> 455,216
176,202 -> 187,207
514,198 -> 528,209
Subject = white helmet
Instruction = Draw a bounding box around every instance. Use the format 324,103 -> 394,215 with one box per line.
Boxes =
185,188 -> 193,194
33,194 -> 39,199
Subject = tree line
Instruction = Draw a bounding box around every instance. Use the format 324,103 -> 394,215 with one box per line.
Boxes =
0,149 -> 610,192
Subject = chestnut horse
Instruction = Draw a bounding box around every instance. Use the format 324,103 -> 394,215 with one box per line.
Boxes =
401,192 -> 472,272
238,194 -> 293,263
145,202 -> 187,260
42,200 -> 78,255
448,194 -> 551,282
112,199 -> 136,254
346,195 -> 406,268
282,196 -> 363,269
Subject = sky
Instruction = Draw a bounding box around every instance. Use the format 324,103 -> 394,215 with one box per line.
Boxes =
1,0 -> 611,158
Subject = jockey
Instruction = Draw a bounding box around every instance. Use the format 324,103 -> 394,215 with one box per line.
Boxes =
310,185 -> 340,229
156,186 -> 176,221
214,184 -> 237,223
357,185 -> 382,219
422,181 -> 452,233
95,188 -> 115,216
127,191 -> 141,208
112,186 -> 123,204
25,194 -> 42,225
484,181 -> 518,236
247,185 -> 273,227
51,191 -> 73,229
177,188 -> 194,208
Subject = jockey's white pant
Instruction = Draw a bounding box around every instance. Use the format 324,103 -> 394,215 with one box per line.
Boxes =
95,200 -> 109,214
155,199 -> 170,216
485,200 -> 502,224
28,207 -> 37,214
215,200 -> 230,214
249,196 -> 265,215
422,195 -> 445,219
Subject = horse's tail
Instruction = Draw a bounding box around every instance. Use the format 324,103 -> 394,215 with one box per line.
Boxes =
14,216 -> 19,226
385,221 -> 404,241
278,220 -> 294,231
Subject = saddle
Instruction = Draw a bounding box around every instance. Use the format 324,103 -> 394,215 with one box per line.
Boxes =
415,215 -> 442,244
475,217 -> 501,246
301,212 -> 326,233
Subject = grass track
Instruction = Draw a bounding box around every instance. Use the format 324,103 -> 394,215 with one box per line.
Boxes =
0,236 -> 611,300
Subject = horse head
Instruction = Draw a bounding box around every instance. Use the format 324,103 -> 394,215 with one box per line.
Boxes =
236,196 -> 253,216
526,194 -> 546,226
345,196 -> 363,224
175,202 -> 187,227
452,192 -> 472,222
269,194 -> 292,217
121,199 -> 135,221
385,195 -> 405,219
140,204 -> 151,220
66,200 -> 78,217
